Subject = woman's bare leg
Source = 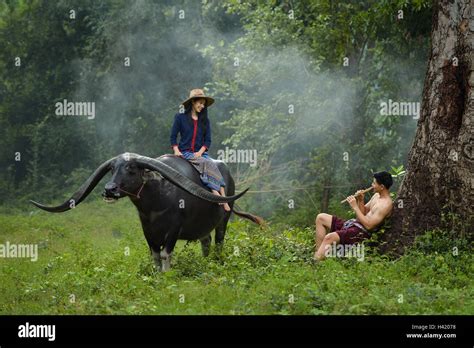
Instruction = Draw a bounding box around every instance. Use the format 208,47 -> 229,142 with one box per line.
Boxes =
211,189 -> 231,212
219,186 -> 231,212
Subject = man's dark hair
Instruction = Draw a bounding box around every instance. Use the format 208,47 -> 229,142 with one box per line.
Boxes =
373,171 -> 393,189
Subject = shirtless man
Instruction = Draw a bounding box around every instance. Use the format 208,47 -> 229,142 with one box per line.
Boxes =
313,171 -> 393,261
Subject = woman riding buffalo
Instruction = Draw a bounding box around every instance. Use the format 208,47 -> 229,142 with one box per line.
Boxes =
170,88 -> 231,212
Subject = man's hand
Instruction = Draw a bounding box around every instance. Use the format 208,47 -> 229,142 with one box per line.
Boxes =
347,195 -> 358,210
355,189 -> 367,215
194,151 -> 203,158
173,148 -> 183,157
355,190 -> 366,200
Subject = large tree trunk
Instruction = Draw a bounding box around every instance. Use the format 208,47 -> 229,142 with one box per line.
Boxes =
382,0 -> 473,254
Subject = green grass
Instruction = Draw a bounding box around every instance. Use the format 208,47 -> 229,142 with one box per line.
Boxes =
0,199 -> 472,315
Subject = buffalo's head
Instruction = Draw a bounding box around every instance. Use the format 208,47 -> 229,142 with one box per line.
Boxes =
30,153 -> 248,212
102,155 -> 145,203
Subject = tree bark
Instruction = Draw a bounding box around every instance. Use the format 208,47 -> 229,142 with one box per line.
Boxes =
382,0 -> 474,254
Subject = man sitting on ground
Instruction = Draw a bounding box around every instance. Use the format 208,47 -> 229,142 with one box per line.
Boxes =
313,171 -> 394,261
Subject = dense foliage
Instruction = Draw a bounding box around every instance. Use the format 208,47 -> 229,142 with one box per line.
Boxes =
1,0 -> 432,223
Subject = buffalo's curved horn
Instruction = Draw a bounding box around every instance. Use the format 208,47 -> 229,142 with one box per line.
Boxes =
29,157 -> 116,212
134,155 -> 249,203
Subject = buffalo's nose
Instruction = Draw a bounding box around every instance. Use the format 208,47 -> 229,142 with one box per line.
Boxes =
105,182 -> 118,194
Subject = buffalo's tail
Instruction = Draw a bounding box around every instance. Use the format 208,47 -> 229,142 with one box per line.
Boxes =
232,208 -> 265,226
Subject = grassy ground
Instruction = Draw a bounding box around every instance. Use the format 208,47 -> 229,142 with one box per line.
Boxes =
0,199 -> 472,315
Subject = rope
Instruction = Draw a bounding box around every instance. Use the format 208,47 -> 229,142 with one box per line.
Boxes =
118,180 -> 146,199
235,184 -> 357,194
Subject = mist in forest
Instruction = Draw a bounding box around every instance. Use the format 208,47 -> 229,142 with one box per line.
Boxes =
65,1 -> 424,212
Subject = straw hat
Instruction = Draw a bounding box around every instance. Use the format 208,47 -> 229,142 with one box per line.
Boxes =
181,88 -> 215,109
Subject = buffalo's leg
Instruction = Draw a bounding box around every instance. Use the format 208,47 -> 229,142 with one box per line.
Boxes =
160,227 -> 181,272
214,211 -> 231,255
160,249 -> 171,272
200,235 -> 212,257
150,248 -> 162,270
143,235 -> 164,271
140,218 -> 166,272
147,241 -> 163,271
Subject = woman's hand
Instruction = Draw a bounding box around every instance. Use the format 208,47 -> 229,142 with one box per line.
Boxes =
194,146 -> 207,158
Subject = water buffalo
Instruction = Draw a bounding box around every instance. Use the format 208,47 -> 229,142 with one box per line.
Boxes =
30,153 -> 262,271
